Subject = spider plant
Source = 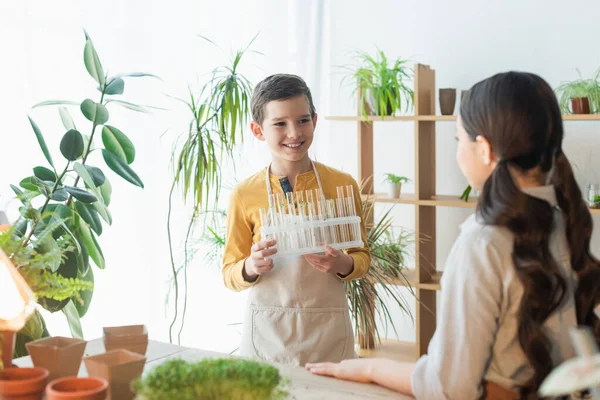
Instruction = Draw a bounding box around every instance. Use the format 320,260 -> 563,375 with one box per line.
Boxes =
555,69 -> 600,114
347,194 -> 415,348
341,49 -> 414,119
165,36 -> 256,344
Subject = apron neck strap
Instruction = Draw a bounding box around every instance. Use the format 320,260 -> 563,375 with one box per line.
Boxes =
265,160 -> 325,202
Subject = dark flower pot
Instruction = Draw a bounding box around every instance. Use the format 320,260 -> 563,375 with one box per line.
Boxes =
571,97 -> 590,114
439,88 -> 456,115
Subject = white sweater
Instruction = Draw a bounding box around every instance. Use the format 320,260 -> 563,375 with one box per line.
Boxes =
411,185 -> 578,399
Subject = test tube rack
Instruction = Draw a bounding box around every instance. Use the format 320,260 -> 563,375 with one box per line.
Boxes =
259,185 -> 363,259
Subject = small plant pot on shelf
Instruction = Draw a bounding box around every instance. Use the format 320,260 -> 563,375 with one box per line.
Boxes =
46,377 -> 108,400
26,336 -> 87,382
84,349 -> 145,400
586,184 -> 600,208
571,97 -> 590,114
1,331 -> 16,369
0,367 -> 49,400
102,325 -> 148,355
439,88 -> 457,115
388,182 -> 402,199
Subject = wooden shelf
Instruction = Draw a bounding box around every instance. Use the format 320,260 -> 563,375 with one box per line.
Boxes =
327,114 -> 600,122
356,339 -> 417,362
562,114 -> 600,121
363,193 -> 600,214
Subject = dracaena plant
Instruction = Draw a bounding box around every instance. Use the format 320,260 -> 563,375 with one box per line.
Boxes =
9,30 -> 159,354
165,36 -> 256,344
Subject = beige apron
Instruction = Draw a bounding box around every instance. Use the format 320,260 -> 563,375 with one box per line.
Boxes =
239,161 -> 357,366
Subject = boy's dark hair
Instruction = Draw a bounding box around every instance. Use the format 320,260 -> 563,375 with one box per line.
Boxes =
251,74 -> 316,124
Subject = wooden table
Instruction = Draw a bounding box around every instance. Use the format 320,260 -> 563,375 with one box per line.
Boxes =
14,339 -> 412,399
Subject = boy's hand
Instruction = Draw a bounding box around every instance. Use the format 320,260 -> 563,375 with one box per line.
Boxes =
304,245 -> 354,277
243,239 -> 277,281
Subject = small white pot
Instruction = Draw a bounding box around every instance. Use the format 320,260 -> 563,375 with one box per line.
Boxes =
388,182 -> 401,198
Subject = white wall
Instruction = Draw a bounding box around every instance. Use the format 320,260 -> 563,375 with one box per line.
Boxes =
323,0 -> 600,342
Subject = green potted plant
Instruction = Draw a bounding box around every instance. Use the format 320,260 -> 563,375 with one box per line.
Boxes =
165,37 -> 255,344
0,224 -> 92,363
132,358 -> 289,400
555,69 -> 600,114
341,49 -> 414,118
349,194 -> 415,349
384,173 -> 410,198
586,184 -> 600,208
6,30 -> 159,355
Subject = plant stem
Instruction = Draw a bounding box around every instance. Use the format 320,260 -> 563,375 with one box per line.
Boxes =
22,164 -> 70,248
66,91 -> 105,206
177,205 -> 199,344
167,180 -> 179,344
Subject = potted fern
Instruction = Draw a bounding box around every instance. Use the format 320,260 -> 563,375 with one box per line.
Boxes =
384,173 -> 410,198
555,69 -> 600,114
342,49 -> 414,118
132,358 -> 289,400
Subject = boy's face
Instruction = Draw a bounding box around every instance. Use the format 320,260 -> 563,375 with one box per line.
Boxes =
251,95 -> 317,165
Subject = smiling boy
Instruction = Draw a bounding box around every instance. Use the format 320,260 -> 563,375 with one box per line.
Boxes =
222,74 -> 370,366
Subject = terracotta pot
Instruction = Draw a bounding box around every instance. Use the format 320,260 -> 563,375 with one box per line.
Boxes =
46,377 -> 108,400
102,326 -> 148,355
26,336 -> 87,382
1,332 -> 16,369
571,97 -> 590,114
84,349 -> 145,400
439,88 -> 457,115
0,367 -> 49,400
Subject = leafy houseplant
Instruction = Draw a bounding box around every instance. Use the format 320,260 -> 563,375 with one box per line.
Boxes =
166,37 -> 255,344
555,69 -> 600,114
348,194 -> 415,348
8,31 -> 158,354
132,358 -> 289,400
342,49 -> 414,119
384,173 -> 410,199
460,185 -> 472,202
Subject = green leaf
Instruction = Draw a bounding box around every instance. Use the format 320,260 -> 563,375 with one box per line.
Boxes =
64,186 -> 97,203
62,300 -> 84,339
93,200 -> 112,225
32,100 -> 80,108
85,166 -> 106,187
20,177 -> 39,191
59,106 -> 76,130
11,185 -> 39,204
102,149 -> 144,188
78,217 -> 105,269
115,72 -> 162,80
14,219 -> 28,237
39,203 -> 73,240
104,77 -> 125,95
105,99 -> 163,113
73,162 -> 98,190
99,178 -> 112,207
60,129 -> 84,161
74,201 -> 102,236
102,125 -> 135,163
84,38 -> 105,87
75,266 -> 94,317
80,99 -> 109,125
33,166 -> 57,182
28,115 -> 54,168
52,189 -> 69,202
